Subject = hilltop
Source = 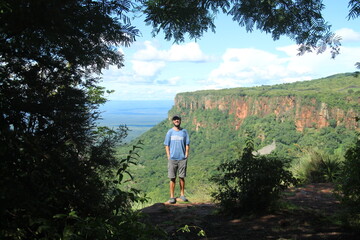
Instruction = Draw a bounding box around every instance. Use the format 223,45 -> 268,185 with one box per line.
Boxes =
140,183 -> 357,239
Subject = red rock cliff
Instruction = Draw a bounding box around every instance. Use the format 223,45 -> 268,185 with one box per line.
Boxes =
174,95 -> 359,132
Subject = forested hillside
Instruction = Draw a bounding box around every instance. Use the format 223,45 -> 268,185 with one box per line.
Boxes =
120,73 -> 359,204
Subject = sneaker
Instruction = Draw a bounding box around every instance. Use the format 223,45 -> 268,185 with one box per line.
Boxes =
168,198 -> 176,204
179,196 -> 188,202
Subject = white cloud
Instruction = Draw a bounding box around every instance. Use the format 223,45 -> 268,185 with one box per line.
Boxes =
277,44 -> 360,76
207,45 -> 360,89
207,48 -> 291,88
167,76 -> 181,85
133,41 -> 211,62
167,42 -> 211,62
101,65 -> 152,84
101,39 -> 360,101
154,76 -> 182,85
336,28 -> 360,42
131,60 -> 165,77
132,41 -> 163,61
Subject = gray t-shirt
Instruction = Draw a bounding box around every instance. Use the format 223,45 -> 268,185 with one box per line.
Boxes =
164,128 -> 190,160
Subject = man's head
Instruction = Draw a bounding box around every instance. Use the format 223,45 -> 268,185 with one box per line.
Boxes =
172,115 -> 181,127
172,115 -> 181,121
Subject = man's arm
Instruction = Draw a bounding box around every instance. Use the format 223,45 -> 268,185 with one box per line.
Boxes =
185,145 -> 190,159
165,145 -> 170,160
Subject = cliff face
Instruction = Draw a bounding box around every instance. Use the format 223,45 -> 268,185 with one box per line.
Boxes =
174,95 -> 359,132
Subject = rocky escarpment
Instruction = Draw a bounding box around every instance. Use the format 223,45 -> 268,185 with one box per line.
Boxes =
174,94 -> 359,132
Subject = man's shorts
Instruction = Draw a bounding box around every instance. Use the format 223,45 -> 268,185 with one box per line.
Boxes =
168,159 -> 187,179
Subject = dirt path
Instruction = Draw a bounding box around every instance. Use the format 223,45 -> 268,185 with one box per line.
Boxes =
141,183 -> 357,239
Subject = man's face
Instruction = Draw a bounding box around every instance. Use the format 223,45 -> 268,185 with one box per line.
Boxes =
172,118 -> 181,127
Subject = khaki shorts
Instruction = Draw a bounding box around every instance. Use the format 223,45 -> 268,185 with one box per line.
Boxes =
168,159 -> 187,179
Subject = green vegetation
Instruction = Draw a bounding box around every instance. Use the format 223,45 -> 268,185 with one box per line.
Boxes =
126,126 -> 153,142
210,139 -> 296,216
290,149 -> 343,184
119,73 -> 359,205
339,135 -> 360,209
2,0 -> 360,238
0,1 -> 158,239
337,134 -> 360,228
178,73 -> 360,110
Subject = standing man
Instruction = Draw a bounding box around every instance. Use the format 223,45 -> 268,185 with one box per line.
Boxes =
164,115 -> 190,204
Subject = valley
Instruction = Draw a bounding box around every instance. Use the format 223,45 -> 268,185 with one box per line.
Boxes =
118,73 -> 359,205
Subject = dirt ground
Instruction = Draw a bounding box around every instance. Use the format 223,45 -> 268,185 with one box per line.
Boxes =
141,183 -> 358,239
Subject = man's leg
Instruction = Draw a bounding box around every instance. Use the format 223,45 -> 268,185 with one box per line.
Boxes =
168,159 -> 177,201
179,177 -> 185,197
178,159 -> 188,201
170,178 -> 176,198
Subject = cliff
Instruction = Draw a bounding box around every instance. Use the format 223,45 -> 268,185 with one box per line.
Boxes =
174,94 -> 359,131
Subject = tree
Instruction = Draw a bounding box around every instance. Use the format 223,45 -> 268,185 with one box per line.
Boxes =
345,0 -> 360,69
140,0 -> 359,60
210,139 -> 296,216
348,0 -> 360,20
338,134 -> 360,208
0,1 -> 162,239
336,134 -> 360,228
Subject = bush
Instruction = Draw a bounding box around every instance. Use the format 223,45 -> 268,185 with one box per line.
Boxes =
210,140 -> 296,216
291,149 -> 342,184
338,135 -> 360,212
0,131 -> 164,240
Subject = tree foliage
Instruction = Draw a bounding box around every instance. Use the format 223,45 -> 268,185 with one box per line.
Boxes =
290,149 -> 342,184
338,134 -> 360,211
348,0 -> 360,20
0,1 -> 164,239
336,133 -> 360,229
138,0 -> 359,57
210,139 -> 296,216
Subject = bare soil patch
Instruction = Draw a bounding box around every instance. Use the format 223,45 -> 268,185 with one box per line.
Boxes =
141,183 -> 357,239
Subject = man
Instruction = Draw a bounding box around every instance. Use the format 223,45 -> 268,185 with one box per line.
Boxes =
164,115 -> 190,204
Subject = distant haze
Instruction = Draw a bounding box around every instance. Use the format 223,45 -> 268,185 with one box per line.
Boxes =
97,100 -> 174,141
98,100 -> 174,127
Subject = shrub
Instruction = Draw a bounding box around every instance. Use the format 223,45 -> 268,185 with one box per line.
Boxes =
0,133 -> 164,240
210,139 -> 296,216
338,135 -> 360,211
291,149 -> 342,184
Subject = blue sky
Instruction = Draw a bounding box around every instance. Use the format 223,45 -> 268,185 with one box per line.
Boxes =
100,1 -> 360,101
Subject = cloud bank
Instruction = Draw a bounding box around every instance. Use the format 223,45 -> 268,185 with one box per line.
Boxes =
101,28 -> 360,100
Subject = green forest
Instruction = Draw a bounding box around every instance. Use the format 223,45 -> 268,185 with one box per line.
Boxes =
119,73 -> 360,204
177,72 -> 360,110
